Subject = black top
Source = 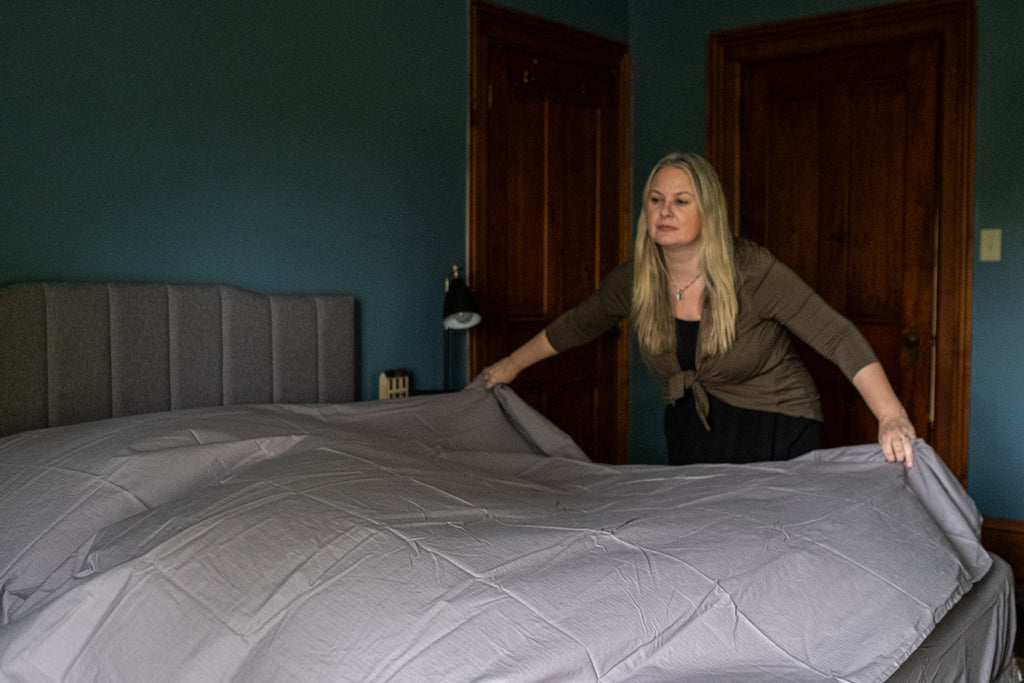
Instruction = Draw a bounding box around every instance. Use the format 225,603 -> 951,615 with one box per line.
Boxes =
664,319 -> 822,466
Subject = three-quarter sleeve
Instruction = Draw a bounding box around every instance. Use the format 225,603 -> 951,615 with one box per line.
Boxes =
545,261 -> 633,353
747,247 -> 877,381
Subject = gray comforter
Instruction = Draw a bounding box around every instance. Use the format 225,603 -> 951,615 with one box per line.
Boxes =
0,382 -> 991,682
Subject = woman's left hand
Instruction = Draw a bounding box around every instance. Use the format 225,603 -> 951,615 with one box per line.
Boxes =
878,408 -> 916,468
852,363 -> 917,468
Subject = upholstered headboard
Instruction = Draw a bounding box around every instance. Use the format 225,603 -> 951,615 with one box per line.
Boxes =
0,282 -> 355,437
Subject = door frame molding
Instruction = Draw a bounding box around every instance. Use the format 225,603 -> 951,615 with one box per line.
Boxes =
705,0 -> 976,482
468,1 -> 633,460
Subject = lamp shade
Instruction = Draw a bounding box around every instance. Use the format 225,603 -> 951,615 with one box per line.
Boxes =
443,267 -> 481,330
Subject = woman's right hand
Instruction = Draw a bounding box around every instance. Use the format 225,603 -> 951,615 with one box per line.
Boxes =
483,331 -> 559,389
484,356 -> 520,388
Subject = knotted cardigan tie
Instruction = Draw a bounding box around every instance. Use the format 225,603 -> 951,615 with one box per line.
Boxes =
667,370 -> 711,431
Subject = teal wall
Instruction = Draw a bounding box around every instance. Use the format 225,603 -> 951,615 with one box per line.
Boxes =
967,0 -> 1024,521
2,1 -> 1020,520
1,1 -> 470,398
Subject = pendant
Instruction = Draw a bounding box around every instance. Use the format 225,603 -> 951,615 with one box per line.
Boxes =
674,273 -> 702,301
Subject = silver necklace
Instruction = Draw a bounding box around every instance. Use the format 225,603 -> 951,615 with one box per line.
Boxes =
674,272 -> 702,300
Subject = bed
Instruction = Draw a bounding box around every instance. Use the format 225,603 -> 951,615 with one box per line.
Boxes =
0,282 -> 1018,682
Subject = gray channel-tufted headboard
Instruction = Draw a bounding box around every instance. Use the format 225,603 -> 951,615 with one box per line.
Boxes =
0,282 -> 355,437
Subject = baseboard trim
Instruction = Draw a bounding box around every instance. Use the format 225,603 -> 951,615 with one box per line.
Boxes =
982,517 -> 1024,580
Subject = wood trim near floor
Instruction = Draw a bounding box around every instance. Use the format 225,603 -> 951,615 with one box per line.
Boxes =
981,517 -> 1024,580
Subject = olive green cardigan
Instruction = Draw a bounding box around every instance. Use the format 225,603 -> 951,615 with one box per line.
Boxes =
545,238 -> 877,425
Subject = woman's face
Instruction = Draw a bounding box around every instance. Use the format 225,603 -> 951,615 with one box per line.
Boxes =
645,166 -> 702,249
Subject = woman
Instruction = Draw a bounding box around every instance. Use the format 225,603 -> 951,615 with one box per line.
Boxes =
484,152 -> 916,467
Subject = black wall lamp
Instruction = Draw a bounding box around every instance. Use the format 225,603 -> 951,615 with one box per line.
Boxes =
443,265 -> 481,391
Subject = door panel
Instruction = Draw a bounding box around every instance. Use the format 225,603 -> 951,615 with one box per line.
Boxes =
740,39 -> 937,450
470,3 -> 630,464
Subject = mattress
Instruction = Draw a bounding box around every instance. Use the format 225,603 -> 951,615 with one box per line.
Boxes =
891,552 -> 1019,682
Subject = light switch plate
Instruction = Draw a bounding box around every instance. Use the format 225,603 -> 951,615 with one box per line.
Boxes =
979,229 -> 1002,262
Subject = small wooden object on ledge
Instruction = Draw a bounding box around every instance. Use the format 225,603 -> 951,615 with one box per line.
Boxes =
379,369 -> 411,400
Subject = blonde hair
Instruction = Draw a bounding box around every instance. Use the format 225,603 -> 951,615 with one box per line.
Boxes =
632,153 -> 738,358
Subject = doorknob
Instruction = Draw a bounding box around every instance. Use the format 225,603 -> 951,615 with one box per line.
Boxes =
903,325 -> 921,363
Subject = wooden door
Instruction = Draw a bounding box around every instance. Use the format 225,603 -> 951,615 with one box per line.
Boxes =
469,2 -> 631,464
707,0 -> 975,481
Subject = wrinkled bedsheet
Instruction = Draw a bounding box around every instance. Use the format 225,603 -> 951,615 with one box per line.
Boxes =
0,382 -> 992,682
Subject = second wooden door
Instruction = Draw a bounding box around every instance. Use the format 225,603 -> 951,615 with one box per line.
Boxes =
707,0 -> 975,479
